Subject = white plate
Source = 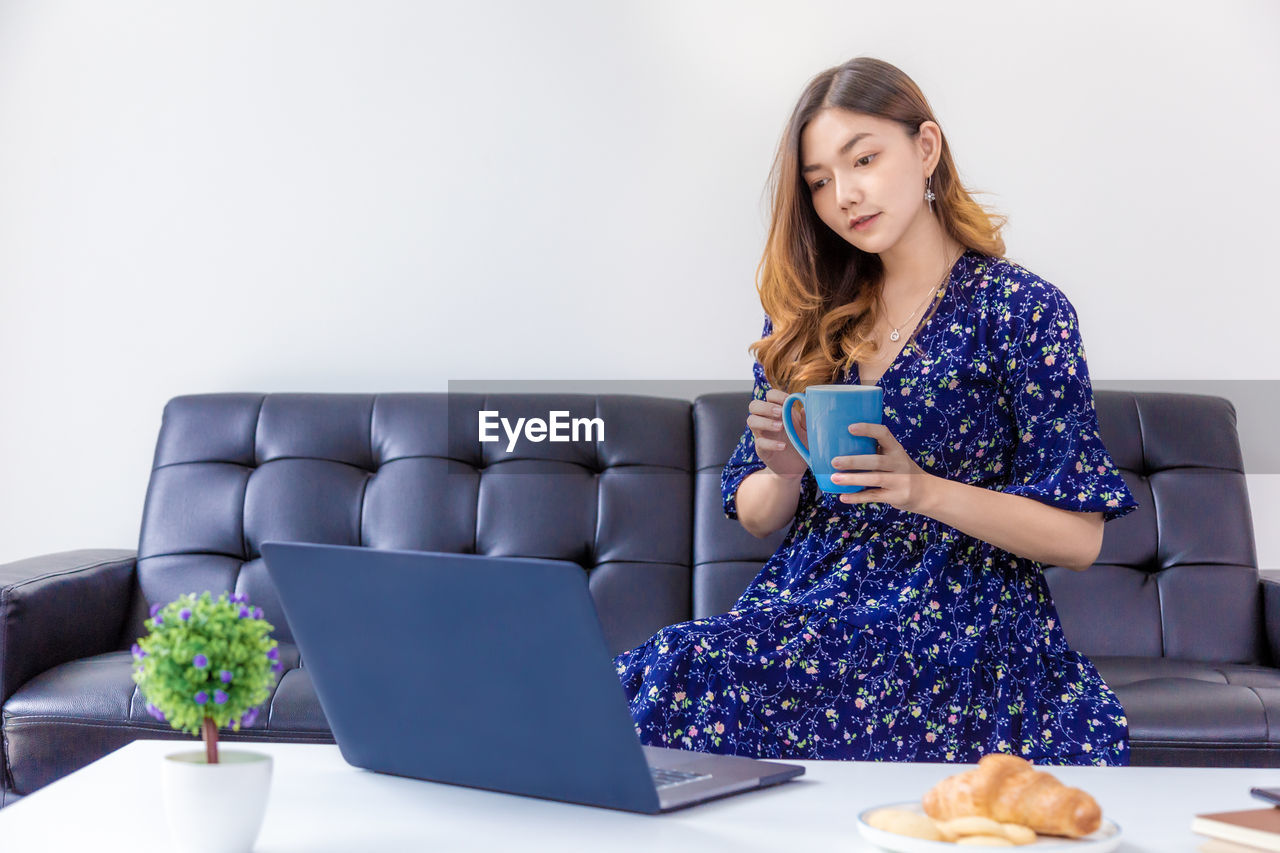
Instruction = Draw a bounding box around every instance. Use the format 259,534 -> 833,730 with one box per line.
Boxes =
855,801 -> 1121,853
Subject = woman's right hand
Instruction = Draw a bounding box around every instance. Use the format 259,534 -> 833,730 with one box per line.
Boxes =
747,389 -> 810,480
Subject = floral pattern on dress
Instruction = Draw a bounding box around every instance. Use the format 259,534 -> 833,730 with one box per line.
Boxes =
613,248 -> 1139,766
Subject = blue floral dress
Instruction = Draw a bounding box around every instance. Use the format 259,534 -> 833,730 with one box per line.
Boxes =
613,248 -> 1139,766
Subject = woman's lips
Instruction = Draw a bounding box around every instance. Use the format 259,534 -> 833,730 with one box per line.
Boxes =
851,213 -> 880,230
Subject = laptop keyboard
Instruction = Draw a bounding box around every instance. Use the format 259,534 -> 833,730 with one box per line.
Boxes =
650,766 -> 713,789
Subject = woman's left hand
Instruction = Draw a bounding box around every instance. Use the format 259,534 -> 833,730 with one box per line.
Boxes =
830,423 -> 939,514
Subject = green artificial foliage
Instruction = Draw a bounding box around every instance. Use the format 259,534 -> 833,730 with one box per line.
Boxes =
131,592 -> 280,745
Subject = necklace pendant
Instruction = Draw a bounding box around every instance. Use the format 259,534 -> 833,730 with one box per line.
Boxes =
889,329 -> 900,342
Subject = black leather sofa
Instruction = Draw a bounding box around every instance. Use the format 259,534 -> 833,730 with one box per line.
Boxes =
1,389 -> 1274,808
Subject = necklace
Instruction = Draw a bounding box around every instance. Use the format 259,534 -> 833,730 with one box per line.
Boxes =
882,247 -> 963,342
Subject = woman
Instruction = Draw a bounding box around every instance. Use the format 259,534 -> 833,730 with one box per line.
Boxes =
611,56 -> 1138,766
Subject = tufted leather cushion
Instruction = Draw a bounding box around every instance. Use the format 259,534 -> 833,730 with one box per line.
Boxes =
693,389 -> 1276,766
691,395 -> 788,618
3,387 -> 1275,801
3,645 -> 315,793
4,392 -> 696,796
131,393 -> 694,651
1094,656 -> 1280,765
1048,392 -> 1261,664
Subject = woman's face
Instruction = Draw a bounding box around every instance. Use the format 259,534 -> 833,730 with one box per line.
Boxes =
799,109 -> 936,255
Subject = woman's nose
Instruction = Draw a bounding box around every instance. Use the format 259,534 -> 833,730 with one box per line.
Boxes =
835,174 -> 862,210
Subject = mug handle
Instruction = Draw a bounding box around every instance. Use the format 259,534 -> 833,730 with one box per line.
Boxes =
781,394 -> 810,466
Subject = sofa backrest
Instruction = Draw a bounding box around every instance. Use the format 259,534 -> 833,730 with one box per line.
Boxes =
1044,391 -> 1260,664
128,389 -> 1261,666
688,389 -> 1262,665
128,393 -> 694,655
690,394 -> 790,616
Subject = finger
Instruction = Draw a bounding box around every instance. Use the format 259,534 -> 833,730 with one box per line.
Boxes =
746,420 -> 793,452
830,472 -> 884,488
830,454 -> 888,471
839,490 -> 882,504
849,422 -> 901,449
746,414 -> 788,434
764,389 -> 789,404
749,399 -> 786,419
753,432 -> 790,451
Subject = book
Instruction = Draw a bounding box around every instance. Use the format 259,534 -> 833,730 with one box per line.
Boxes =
1193,808 -> 1280,852
1200,838 -> 1277,853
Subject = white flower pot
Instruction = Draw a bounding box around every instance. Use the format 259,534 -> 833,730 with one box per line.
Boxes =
162,749 -> 273,853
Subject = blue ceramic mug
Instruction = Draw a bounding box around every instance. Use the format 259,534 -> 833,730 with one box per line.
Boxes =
781,385 -> 884,494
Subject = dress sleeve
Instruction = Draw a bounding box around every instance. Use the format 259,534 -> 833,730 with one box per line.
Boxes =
997,284 -> 1138,522
721,316 -> 773,521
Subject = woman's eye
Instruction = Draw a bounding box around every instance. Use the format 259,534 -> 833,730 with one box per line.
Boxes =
809,154 -> 876,190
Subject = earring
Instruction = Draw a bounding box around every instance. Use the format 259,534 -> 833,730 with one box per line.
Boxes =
924,175 -> 936,210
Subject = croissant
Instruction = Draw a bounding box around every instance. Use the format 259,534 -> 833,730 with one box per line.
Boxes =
922,753 -> 1101,838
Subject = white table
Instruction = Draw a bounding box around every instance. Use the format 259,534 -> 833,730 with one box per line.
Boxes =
0,739 -> 1274,851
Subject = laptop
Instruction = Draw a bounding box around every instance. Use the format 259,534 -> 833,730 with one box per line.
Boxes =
259,541 -> 805,813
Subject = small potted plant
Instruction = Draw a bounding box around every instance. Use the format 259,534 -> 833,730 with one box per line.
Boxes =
132,591 -> 282,853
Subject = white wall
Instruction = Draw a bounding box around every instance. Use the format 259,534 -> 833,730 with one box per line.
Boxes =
2,0 -> 1277,566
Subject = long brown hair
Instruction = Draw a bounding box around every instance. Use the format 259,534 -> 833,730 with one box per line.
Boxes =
751,57 -> 1006,392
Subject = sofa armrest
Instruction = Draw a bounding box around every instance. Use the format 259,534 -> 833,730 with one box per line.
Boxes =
0,549 -> 137,707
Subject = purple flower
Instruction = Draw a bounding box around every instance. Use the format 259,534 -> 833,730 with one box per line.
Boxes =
179,608 -> 191,621
241,707 -> 259,727
271,661 -> 283,673
214,690 -> 228,705
239,606 -> 251,619
146,702 -> 165,721
149,603 -> 162,619
253,607 -> 264,620
192,653 -> 209,669
219,670 -> 233,684
194,691 -> 209,705
266,647 -> 279,661
131,643 -> 146,660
